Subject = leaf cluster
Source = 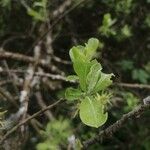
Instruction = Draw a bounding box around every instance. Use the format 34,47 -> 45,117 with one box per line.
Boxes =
65,38 -> 114,128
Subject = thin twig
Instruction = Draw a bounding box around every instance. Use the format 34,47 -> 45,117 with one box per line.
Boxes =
0,80 -> 12,86
35,91 -> 54,120
0,87 -> 45,135
115,82 -> 150,90
0,50 -> 61,73
52,55 -> 71,65
0,69 -> 71,82
52,0 -> 72,19
0,99 -> 64,144
18,43 -> 41,133
82,103 -> 150,148
0,87 -> 18,107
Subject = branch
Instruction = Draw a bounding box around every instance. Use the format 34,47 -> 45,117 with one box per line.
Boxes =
0,79 -> 12,86
0,68 -> 71,82
0,86 -> 46,136
0,87 -> 18,107
0,50 -> 61,73
52,0 -> 72,19
18,44 -> 41,133
35,91 -> 54,120
0,99 -> 64,144
115,82 -> 150,90
82,102 -> 150,149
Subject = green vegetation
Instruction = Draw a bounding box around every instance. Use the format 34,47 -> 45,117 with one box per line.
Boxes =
65,38 -> 113,128
0,0 -> 149,149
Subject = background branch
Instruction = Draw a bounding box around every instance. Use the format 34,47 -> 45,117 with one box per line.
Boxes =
0,99 -> 64,144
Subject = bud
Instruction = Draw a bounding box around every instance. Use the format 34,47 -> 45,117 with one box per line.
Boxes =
95,92 -> 112,105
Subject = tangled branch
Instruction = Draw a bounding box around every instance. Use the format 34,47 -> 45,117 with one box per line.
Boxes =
0,50 -> 62,73
0,99 -> 64,144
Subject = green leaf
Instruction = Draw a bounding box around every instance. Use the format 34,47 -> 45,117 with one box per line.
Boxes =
73,60 -> 91,91
33,2 -> 44,7
132,69 -> 149,84
86,61 -> 102,93
117,60 -> 134,71
66,75 -> 79,81
121,25 -> 132,37
69,46 -> 86,62
76,45 -> 85,52
27,8 -> 44,21
99,13 -> 117,37
75,139 -> 83,150
85,38 -> 99,60
36,143 -> 50,150
103,13 -> 116,27
79,97 -> 108,128
94,73 -> 114,92
65,87 -> 83,101
0,0 -> 11,7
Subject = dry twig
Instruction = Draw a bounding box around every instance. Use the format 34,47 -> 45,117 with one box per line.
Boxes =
0,50 -> 61,73
115,82 -> 150,90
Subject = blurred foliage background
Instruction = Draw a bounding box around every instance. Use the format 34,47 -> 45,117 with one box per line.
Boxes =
0,0 -> 150,150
